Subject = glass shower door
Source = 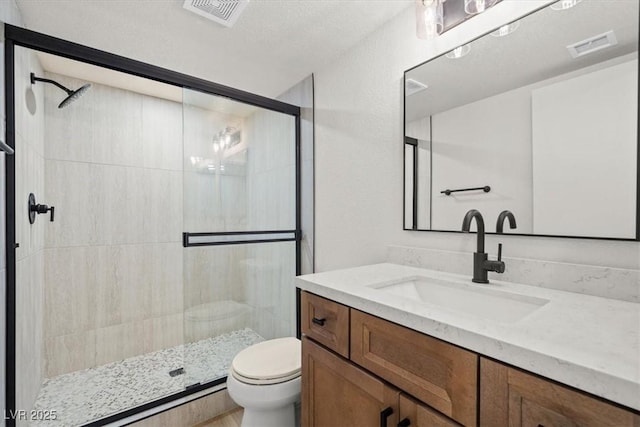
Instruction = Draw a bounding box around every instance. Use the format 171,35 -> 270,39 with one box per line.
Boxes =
181,88 -> 298,388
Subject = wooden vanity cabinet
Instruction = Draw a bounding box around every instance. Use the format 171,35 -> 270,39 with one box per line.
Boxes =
302,337 -> 400,427
300,292 -> 640,427
480,358 -> 640,427
302,336 -> 460,427
301,292 -> 474,426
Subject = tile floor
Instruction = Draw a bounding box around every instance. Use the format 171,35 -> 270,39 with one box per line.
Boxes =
31,329 -> 263,426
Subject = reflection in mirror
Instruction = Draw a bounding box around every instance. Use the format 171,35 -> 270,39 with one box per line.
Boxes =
404,0 -> 638,239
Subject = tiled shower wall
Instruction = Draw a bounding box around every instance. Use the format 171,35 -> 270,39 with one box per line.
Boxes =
14,46 -> 46,421
182,98 -> 298,340
244,109 -> 297,339
7,64 -> 303,418
41,72 -> 300,378
182,102 -> 248,315
42,73 -> 185,377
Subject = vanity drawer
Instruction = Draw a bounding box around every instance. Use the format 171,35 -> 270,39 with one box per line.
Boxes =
301,292 -> 349,358
350,310 -> 478,426
480,358 -> 640,427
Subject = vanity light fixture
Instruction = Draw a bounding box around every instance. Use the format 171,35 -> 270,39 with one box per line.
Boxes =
212,126 -> 240,153
416,0 -> 444,40
464,0 -> 497,15
491,20 -> 520,37
446,44 -> 471,59
417,0 -> 503,40
550,0 -> 582,11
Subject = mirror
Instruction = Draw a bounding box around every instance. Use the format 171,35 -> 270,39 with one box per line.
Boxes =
404,0 -> 639,240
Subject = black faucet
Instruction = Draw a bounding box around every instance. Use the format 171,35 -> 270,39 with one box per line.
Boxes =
461,209 -> 505,284
496,210 -> 517,233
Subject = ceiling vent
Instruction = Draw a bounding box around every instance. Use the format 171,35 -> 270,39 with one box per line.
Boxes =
406,78 -> 429,96
183,0 -> 249,28
567,30 -> 617,58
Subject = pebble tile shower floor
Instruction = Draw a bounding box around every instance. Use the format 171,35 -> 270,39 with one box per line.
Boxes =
31,329 -> 264,426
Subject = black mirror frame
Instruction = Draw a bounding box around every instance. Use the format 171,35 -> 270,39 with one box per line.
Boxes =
402,3 -> 640,243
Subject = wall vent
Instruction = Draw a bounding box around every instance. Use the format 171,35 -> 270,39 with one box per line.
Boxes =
406,78 -> 429,96
567,30 -> 617,58
183,0 -> 250,28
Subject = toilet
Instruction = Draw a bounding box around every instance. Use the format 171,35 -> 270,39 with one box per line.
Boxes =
226,337 -> 302,427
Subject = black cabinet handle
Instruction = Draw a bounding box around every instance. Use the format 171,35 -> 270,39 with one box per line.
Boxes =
380,407 -> 393,427
398,418 -> 411,427
311,317 -> 326,326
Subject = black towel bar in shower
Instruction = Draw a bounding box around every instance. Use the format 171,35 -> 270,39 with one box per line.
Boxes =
441,186 -> 491,196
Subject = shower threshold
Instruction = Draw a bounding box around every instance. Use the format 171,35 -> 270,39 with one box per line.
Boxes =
31,328 -> 264,426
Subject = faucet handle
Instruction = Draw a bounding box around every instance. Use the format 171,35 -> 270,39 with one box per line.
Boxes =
497,243 -> 502,261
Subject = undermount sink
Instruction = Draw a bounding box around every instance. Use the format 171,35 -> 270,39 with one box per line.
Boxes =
368,276 -> 549,323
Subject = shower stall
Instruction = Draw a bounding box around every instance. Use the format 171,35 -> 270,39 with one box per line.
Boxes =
4,26 -> 302,426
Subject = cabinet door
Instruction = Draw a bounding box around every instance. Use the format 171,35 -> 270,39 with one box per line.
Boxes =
351,310 -> 478,426
302,337 -> 399,427
480,358 -> 640,427
399,394 -> 461,427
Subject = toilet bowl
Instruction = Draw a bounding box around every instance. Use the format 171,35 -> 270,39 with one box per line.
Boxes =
226,337 -> 301,427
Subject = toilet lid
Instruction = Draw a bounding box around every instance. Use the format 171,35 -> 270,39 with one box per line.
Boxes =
231,337 -> 301,384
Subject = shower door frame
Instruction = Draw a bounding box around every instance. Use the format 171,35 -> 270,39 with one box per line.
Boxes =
3,24 -> 302,427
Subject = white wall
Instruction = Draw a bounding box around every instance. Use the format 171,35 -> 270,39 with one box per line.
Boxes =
431,86 -> 532,232
43,72 -> 184,376
532,59 -> 637,238
244,107 -> 297,339
314,0 -> 639,272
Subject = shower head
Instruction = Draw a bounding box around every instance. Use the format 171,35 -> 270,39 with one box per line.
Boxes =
30,73 -> 91,109
58,83 -> 91,109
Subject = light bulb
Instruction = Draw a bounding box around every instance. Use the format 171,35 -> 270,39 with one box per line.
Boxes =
213,143 -> 219,153
422,0 -> 443,39
491,21 -> 520,37
550,0 -> 582,10
445,44 -> 471,59
465,0 -> 485,14
416,0 -> 443,40
464,0 -> 497,14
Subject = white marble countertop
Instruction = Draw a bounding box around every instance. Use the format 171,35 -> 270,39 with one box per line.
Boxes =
295,263 -> 640,411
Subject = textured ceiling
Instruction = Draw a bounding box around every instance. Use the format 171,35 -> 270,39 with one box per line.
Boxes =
15,0 -> 413,98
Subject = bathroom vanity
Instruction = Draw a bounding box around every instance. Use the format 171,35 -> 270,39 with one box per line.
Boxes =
296,264 -> 640,426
